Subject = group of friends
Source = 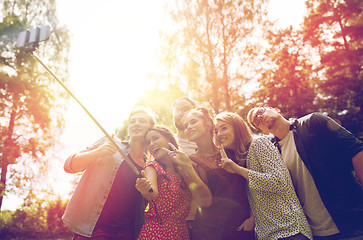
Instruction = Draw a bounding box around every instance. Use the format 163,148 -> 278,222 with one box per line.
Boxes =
61,97 -> 363,240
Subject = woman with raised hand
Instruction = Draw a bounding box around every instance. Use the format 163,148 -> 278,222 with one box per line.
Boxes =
215,112 -> 312,240
135,125 -> 211,240
183,107 -> 255,240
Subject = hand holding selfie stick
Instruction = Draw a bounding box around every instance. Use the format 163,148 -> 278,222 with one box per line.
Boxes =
16,26 -> 140,176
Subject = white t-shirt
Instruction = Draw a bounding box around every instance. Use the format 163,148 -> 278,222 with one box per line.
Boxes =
279,131 -> 339,237
177,136 -> 198,156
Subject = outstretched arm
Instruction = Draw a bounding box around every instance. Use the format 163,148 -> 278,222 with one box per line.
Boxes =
64,139 -> 117,173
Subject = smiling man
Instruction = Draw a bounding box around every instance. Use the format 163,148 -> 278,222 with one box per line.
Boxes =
62,106 -> 156,240
247,106 -> 363,240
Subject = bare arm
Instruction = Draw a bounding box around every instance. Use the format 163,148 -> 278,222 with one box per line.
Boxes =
181,164 -> 212,207
135,167 -> 159,201
168,144 -> 212,207
353,150 -> 363,187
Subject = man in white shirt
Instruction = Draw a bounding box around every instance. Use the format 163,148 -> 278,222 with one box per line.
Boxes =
172,97 -> 199,238
247,106 -> 363,240
173,97 -> 198,155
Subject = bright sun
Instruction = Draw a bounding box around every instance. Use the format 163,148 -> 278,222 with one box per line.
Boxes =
55,0 -> 307,200
54,0 -> 167,200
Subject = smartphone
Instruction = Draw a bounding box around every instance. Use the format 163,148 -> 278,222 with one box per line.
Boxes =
16,25 -> 50,48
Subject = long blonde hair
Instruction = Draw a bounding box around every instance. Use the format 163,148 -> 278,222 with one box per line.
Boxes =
215,112 -> 253,164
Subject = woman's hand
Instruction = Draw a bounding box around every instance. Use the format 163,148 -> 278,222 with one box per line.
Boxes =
218,146 -> 239,174
167,143 -> 212,207
237,215 -> 255,231
166,143 -> 194,172
135,170 -> 153,195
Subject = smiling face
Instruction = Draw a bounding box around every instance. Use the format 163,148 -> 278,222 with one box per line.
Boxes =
145,130 -> 170,160
184,111 -> 211,142
215,120 -> 235,150
128,113 -> 153,140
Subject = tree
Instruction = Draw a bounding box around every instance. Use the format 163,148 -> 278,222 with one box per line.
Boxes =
0,195 -> 71,239
159,0 -> 269,113
253,26 -> 319,118
303,0 -> 363,138
0,0 -> 70,209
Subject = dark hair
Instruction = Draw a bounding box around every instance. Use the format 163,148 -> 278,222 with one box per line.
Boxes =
129,106 -> 157,126
146,125 -> 179,151
184,107 -> 214,136
146,125 -> 187,190
173,97 -> 197,108
215,112 -> 252,164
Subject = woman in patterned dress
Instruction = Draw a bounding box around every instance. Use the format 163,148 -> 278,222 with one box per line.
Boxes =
215,112 -> 313,240
136,126 -> 212,240
183,108 -> 256,240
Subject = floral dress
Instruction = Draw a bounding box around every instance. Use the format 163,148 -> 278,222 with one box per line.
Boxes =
137,161 -> 192,240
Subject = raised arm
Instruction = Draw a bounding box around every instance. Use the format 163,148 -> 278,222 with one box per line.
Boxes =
218,146 -> 249,179
246,137 -> 289,193
64,139 -> 117,173
168,143 -> 212,207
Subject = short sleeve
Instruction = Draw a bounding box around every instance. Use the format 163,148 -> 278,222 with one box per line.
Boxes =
146,160 -> 166,176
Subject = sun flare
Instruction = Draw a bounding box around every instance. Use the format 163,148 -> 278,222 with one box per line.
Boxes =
3,0 -> 307,210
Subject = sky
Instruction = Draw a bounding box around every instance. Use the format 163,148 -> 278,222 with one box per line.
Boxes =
2,0 -> 306,210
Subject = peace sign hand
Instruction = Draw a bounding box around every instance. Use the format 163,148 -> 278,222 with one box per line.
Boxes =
218,145 -> 238,174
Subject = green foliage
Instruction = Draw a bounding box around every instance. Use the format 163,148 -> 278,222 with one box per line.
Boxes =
0,197 -> 71,239
253,27 -> 319,119
303,0 -> 363,138
157,0 -> 363,140
159,0 -> 270,113
0,0 -> 70,209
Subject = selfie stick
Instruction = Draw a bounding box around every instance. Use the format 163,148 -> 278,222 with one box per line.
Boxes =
16,26 -> 140,176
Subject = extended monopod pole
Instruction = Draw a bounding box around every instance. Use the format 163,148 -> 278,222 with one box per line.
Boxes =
16,26 -> 140,175
32,53 -> 140,175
